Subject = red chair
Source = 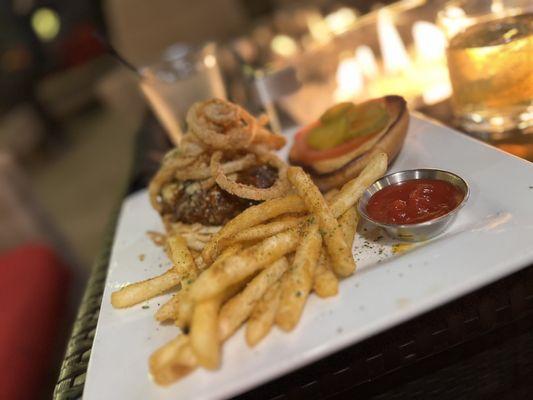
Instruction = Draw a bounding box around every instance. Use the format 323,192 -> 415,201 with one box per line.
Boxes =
0,244 -> 70,400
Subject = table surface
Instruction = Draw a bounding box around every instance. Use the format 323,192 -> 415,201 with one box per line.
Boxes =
419,100 -> 533,162
53,102 -> 533,400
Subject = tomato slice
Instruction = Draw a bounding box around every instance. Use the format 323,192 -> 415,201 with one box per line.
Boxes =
290,121 -> 381,164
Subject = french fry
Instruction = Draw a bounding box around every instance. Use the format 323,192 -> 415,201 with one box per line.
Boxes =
150,237 -> 198,321
155,288 -> 184,322
149,335 -> 197,385
201,154 -> 386,265
219,257 -> 289,341
177,245 -> 243,328
324,188 -> 339,201
154,283 -> 196,328
117,105 -> 393,388
339,206 -> 359,247
189,283 -> 243,369
166,235 -> 199,278
276,221 -> 321,331
112,236 -> 195,313
156,244 -> 243,325
190,298 -> 222,369
111,268 -> 181,308
180,235 -> 208,252
288,167 -> 355,277
330,152 -> 387,218
204,243 -> 243,269
194,255 -> 206,270
222,215 -> 304,246
174,285 -> 194,329
191,229 -> 299,302
246,280 -> 282,347
202,194 -> 306,264
313,251 -> 339,298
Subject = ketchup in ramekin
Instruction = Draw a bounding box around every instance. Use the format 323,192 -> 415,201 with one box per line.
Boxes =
366,179 -> 465,225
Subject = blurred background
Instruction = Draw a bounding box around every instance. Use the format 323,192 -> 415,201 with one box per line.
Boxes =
1,0 -> 531,398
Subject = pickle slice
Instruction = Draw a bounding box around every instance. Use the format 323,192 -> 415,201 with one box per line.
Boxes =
307,117 -> 348,150
345,100 -> 389,139
306,99 -> 391,151
319,102 -> 355,124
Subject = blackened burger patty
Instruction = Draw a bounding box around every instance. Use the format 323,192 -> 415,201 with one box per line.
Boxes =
161,165 -> 277,226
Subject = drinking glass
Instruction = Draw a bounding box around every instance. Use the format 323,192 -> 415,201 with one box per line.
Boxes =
438,0 -> 532,137
140,43 -> 226,144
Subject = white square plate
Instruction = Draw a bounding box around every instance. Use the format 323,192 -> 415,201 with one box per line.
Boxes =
84,115 -> 533,400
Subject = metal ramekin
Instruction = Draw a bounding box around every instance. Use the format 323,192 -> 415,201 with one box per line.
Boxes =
357,169 -> 470,242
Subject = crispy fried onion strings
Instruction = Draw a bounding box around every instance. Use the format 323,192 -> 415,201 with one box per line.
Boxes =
175,153 -> 256,181
150,156 -> 194,212
210,148 -> 289,201
254,127 -> 286,150
187,99 -> 258,150
150,99 -> 289,213
150,138 -> 208,211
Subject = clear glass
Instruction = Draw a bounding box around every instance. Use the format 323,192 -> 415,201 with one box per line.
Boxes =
438,0 -> 533,137
254,66 -> 302,134
139,43 -> 226,144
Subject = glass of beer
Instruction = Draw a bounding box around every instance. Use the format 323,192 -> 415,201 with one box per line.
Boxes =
140,43 -> 227,145
438,0 -> 532,137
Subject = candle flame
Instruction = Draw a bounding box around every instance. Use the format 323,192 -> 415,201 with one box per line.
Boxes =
491,0 -> 505,14
306,12 -> 333,44
413,21 -> 446,62
334,56 -> 364,101
355,46 -> 379,79
325,7 -> 357,35
271,35 -> 298,57
377,8 -> 411,74
332,6 -> 452,107
439,5 -> 468,38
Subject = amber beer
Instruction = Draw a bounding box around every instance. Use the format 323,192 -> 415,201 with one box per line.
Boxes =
446,13 -> 533,133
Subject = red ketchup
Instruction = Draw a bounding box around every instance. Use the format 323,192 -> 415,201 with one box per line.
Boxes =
366,179 -> 464,225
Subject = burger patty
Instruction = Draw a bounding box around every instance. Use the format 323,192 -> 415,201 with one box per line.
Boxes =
161,165 -> 278,226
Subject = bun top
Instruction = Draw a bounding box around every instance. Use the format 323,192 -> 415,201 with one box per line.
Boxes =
289,96 -> 408,175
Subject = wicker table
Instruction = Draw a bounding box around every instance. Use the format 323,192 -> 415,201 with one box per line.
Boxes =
53,105 -> 533,400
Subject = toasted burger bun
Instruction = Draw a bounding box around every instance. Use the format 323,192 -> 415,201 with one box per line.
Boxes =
290,95 -> 409,191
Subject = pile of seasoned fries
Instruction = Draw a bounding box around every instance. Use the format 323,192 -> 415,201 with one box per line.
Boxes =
111,153 -> 388,385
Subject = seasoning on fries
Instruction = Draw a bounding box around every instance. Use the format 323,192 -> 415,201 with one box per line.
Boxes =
276,220 -> 322,331
288,166 -> 356,277
313,251 -> 339,298
111,98 -> 392,386
246,280 -> 283,347
219,257 -> 289,341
